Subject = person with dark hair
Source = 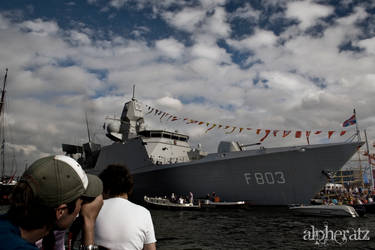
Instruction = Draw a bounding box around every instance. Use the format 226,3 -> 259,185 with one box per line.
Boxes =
95,164 -> 156,250
0,155 -> 103,250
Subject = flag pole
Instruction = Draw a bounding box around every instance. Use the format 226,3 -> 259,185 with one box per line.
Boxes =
353,109 -> 361,142
364,129 -> 374,191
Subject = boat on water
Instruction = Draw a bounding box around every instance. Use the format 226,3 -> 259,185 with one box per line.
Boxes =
144,196 -> 201,210
199,199 -> 246,209
144,196 -> 246,210
63,94 -> 363,206
289,205 -> 359,218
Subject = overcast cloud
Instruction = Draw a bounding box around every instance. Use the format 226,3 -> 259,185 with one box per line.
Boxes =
0,0 -> 374,175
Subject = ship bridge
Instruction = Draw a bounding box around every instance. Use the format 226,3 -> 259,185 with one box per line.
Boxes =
139,130 -> 193,165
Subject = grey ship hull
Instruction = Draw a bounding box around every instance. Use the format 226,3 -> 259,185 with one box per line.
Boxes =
91,140 -> 362,205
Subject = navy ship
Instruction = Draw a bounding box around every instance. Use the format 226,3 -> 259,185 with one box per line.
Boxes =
63,97 -> 363,205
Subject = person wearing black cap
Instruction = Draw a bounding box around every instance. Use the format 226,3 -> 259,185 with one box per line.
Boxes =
0,155 -> 103,250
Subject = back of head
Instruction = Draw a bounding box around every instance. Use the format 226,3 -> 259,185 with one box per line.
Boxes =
8,155 -> 103,230
99,165 -> 134,197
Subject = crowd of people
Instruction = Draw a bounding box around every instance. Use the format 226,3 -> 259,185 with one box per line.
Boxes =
317,184 -> 375,206
0,155 -> 156,250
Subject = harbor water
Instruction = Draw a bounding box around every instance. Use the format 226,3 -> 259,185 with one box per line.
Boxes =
1,206 -> 374,249
150,207 -> 375,250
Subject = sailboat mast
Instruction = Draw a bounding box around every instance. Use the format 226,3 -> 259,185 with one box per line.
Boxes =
364,130 -> 374,190
0,68 -> 7,118
0,69 -> 8,181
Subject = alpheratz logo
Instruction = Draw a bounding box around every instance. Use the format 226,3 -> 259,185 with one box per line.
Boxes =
303,223 -> 370,246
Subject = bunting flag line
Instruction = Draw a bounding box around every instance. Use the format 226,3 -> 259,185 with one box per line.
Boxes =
143,103 -> 354,143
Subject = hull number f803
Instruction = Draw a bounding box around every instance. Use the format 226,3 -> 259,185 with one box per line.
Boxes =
244,171 -> 286,185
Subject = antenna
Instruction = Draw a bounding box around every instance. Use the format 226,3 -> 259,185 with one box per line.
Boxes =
85,112 -> 91,142
132,85 -> 135,100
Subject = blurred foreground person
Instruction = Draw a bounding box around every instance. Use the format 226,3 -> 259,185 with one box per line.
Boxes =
95,165 -> 156,250
0,155 -> 103,250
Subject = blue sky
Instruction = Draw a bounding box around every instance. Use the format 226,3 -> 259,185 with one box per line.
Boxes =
0,0 -> 375,174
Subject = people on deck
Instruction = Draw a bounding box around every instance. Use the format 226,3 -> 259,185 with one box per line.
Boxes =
0,155 -> 103,250
95,164 -> 156,250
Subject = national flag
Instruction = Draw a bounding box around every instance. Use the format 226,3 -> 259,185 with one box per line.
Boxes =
342,114 -> 356,127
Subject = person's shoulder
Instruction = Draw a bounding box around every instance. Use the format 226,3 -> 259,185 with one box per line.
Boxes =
128,200 -> 151,214
0,217 -> 37,250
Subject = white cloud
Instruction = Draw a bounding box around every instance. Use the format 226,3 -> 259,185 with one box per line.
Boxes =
156,96 -> 183,111
227,28 -> 278,51
155,38 -> 185,59
162,7 -> 206,33
21,18 -> 59,36
109,0 -> 127,9
286,0 -> 334,30
201,7 -> 230,38
69,30 -> 91,46
230,3 -> 260,20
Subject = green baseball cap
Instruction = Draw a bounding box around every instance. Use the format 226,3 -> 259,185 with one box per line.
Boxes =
23,155 -> 103,207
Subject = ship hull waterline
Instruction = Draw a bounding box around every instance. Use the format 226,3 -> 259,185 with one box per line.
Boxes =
91,141 -> 362,206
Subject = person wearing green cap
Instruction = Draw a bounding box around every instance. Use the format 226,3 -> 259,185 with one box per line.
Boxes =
0,155 -> 103,250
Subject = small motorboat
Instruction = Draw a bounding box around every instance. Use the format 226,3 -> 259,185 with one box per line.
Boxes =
199,199 -> 246,209
289,205 -> 359,218
144,196 -> 201,210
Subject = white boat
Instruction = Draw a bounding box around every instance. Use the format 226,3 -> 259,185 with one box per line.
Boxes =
144,196 -> 201,210
199,199 -> 246,208
289,205 -> 359,218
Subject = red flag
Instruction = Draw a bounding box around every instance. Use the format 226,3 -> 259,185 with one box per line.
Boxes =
171,116 -> 179,121
225,127 -> 236,134
205,124 -> 216,133
198,121 -> 204,125
328,131 -> 335,139
306,131 -> 311,145
224,125 -> 230,129
260,130 -> 271,142
256,129 -> 261,134
314,131 -> 322,135
295,131 -> 302,138
283,130 -> 291,137
340,131 -> 346,136
273,130 -> 279,136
